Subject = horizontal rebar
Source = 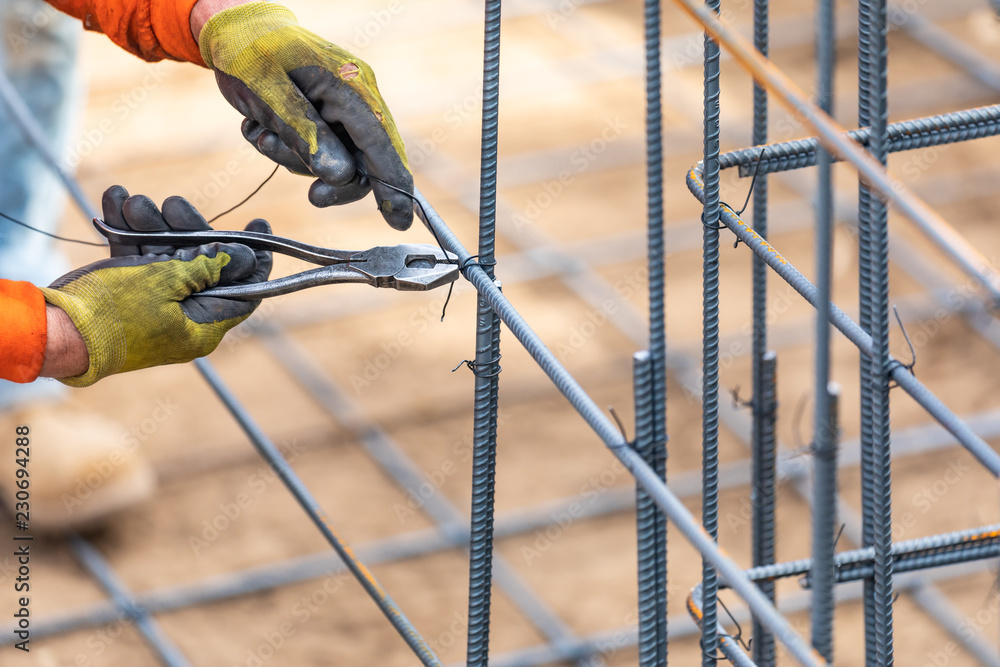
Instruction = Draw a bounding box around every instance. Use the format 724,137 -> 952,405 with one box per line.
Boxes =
718,104 -> 1000,176
686,167 -> 1000,477
725,524 -> 1000,587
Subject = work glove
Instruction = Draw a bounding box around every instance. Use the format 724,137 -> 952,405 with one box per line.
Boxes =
40,186 -> 272,388
199,1 -> 414,231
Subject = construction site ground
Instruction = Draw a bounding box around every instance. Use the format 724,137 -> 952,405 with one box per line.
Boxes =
5,0 -> 1000,665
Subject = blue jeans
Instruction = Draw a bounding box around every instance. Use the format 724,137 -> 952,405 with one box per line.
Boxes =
0,0 -> 82,409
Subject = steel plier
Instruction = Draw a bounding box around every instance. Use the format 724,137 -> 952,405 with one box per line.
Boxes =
92,218 -> 460,300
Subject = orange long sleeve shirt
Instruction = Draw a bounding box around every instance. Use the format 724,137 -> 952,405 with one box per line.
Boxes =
0,281 -> 48,383
2,0 -> 208,383
47,0 -> 205,65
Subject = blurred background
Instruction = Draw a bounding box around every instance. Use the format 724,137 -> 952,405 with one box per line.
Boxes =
4,0 -> 1000,664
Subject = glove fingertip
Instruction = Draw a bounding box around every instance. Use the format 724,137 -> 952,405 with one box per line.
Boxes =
101,185 -> 130,229
162,196 -> 210,231
216,243 -> 258,283
244,218 -> 272,235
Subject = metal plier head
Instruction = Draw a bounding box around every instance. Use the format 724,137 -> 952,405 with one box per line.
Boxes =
92,218 -> 459,300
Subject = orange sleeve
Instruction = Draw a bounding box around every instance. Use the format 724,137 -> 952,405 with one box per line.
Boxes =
46,0 -> 204,66
0,281 -> 48,384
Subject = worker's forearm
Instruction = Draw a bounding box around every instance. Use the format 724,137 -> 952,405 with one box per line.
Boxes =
39,306 -> 88,379
190,0 -> 261,42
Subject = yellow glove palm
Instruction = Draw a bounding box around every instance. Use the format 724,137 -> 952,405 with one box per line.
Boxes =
200,2 -> 414,229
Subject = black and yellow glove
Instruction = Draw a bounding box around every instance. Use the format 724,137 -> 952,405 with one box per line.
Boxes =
199,2 -> 414,230
40,187 -> 272,387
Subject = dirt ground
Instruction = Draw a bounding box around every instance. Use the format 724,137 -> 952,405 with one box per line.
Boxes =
4,0 -> 1000,665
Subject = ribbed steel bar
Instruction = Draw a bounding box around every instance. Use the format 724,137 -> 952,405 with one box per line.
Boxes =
810,382 -> 839,660
750,1 -> 776,664
633,351 -> 662,667
867,1 -> 896,664
719,105 -> 1000,176
700,1 -> 723,663
195,359 -> 441,666
68,535 -> 190,667
466,0 -> 504,661
809,0 -> 837,659
644,0 -> 669,658
857,2 -> 879,663
670,0 -> 1000,304
729,524 -> 1000,586
416,187 -> 828,667
686,168 -> 1000,476
751,352 -> 778,663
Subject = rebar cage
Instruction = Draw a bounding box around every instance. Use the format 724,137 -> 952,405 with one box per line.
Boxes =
5,0 -> 1000,665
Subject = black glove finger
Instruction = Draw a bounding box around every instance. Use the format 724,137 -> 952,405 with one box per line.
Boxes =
218,71 -> 356,185
366,166 -> 415,231
214,242 -> 259,285
182,242 -> 260,324
101,185 -> 140,257
161,196 -> 211,232
308,177 -> 372,208
121,195 -> 174,256
242,219 -> 273,285
242,119 -> 312,176
317,88 -> 414,230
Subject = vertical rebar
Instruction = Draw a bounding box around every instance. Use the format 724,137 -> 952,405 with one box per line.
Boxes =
701,1 -> 723,664
751,352 -> 778,666
867,0 -> 896,662
644,0 -> 669,660
856,2 -> 878,658
466,0 -> 503,663
810,0 -> 838,661
633,351 -> 662,667
750,0 -> 776,664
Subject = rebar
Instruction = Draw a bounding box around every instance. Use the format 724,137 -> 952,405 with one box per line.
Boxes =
719,105 -> 1000,176
417,187 -> 830,667
67,535 -> 190,667
749,0 -> 776,663
700,2 -> 723,663
466,0 -> 504,661
195,360 -> 442,666
671,0 -> 1000,304
633,351 -> 662,667
644,0 -> 669,658
686,167 -> 1000,477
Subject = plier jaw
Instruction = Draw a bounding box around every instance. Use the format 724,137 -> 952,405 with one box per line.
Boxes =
92,218 -> 460,299
356,244 -> 459,291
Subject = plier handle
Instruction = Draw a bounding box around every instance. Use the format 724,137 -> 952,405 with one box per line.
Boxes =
92,218 -> 460,300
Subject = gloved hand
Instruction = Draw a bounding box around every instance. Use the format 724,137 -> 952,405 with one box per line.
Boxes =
198,1 -> 414,231
40,186 -> 272,387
